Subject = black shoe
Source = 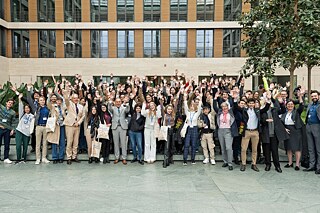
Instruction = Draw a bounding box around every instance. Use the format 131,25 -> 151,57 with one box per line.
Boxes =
222,163 -> 228,168
131,158 -> 137,163
95,158 -> 99,163
72,158 -> 81,163
240,164 -> 246,172
315,169 -> 320,174
251,165 -> 259,172
228,166 -> 233,170
234,158 -> 240,165
67,160 -> 72,165
265,165 -> 271,171
295,166 -> 300,171
163,161 -> 167,168
30,148 -> 35,153
89,158 -> 93,164
14,160 -> 21,165
284,163 -> 293,168
53,160 -> 58,164
139,160 -> 144,165
275,167 -> 282,173
59,160 -> 64,163
303,167 -> 315,172
78,150 -> 83,154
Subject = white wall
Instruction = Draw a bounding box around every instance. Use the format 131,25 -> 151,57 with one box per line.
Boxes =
0,56 -> 9,85
5,58 -> 320,90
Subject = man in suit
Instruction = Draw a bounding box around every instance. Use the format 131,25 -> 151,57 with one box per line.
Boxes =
304,90 -> 320,174
108,97 -> 130,165
63,90 -> 85,165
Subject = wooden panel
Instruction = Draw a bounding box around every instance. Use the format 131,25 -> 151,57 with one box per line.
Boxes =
108,0 -> 117,22
56,30 -> 64,58
242,1 -> 251,13
188,0 -> 196,22
187,29 -> 196,58
6,30 -> 12,57
55,0 -> 64,22
29,30 -> 38,58
82,30 -> 91,58
215,0 -> 223,21
134,30 -> 143,58
160,30 -> 169,58
4,0 -> 11,21
134,0 -> 143,22
161,0 -> 170,22
214,29 -> 223,57
108,30 -> 117,58
240,33 -> 247,57
29,0 -> 37,22
81,0 -> 90,22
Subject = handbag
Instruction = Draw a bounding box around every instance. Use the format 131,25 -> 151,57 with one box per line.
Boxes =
180,120 -> 189,138
46,116 -> 56,133
91,138 -> 102,158
97,122 -> 110,139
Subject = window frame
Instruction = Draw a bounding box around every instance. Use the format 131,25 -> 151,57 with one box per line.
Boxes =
143,30 -> 161,58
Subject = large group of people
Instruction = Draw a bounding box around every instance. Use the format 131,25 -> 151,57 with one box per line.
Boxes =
0,71 -> 319,175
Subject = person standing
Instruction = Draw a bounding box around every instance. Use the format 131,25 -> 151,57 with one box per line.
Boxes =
108,97 -> 130,165
85,106 -> 100,164
63,90 -> 85,165
304,90 -> 320,174
0,98 -> 17,164
281,92 -> 305,171
15,94 -> 35,164
98,103 -> 112,164
128,104 -> 145,165
197,104 -> 216,165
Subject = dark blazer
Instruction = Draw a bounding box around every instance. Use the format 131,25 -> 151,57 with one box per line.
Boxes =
280,103 -> 304,129
305,101 -> 320,124
213,99 -> 239,137
260,102 -> 289,144
128,113 -> 145,132
233,101 -> 270,137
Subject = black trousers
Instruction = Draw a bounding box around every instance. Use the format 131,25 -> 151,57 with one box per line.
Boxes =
262,136 -> 280,168
164,128 -> 175,166
233,135 -> 242,160
100,138 -> 110,159
31,130 -> 36,150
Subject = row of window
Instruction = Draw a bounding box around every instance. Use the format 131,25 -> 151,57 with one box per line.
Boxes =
6,0 -> 242,22
11,29 -> 241,58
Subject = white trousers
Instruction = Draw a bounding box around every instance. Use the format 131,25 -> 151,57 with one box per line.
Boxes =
144,128 -> 156,161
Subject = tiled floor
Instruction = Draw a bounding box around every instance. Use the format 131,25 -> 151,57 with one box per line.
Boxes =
0,159 -> 319,213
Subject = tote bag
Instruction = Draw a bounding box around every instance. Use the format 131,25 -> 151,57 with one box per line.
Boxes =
46,116 -> 56,133
91,139 -> 102,158
97,123 -> 110,140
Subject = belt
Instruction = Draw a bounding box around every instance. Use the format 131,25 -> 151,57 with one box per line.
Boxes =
247,128 -> 258,131
37,124 -> 46,126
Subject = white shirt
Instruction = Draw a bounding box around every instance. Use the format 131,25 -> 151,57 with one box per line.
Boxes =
247,108 -> 258,129
285,112 -> 295,125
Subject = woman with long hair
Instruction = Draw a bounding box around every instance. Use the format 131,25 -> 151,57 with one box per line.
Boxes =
85,106 -> 100,163
98,103 -> 112,164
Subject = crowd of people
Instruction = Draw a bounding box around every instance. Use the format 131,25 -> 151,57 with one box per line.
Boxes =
0,71 -> 320,175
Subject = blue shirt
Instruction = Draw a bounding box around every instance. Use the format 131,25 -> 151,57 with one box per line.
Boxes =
308,103 -> 320,125
37,106 -> 50,125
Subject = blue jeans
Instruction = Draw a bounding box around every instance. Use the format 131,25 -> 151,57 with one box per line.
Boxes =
78,123 -> 87,150
52,126 -> 66,160
183,127 -> 198,161
0,128 -> 11,160
129,130 -> 143,160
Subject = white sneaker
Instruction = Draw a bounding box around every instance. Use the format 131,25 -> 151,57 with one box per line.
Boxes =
42,158 -> 50,164
4,159 -> 12,164
203,158 -> 209,164
35,160 -> 41,165
100,158 -> 104,162
211,159 -> 216,165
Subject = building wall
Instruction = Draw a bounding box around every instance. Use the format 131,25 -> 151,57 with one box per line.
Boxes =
0,56 -> 9,84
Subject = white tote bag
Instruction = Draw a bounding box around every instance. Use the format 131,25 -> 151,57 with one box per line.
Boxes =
46,116 -> 56,133
97,123 -> 110,139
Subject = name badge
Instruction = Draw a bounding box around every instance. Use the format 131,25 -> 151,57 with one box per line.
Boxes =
43,117 -> 47,121
88,125 -> 91,129
204,126 -> 208,129
2,119 -> 7,123
60,117 -> 64,120
308,115 -> 311,118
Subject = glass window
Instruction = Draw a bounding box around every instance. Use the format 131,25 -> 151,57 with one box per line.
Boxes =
117,30 -> 134,58
144,0 -> 160,22
224,0 -> 242,21
91,0 -> 108,22
197,0 -> 214,21
170,30 -> 187,57
170,0 -> 187,22
223,29 -> 240,57
65,0 -> 81,22
0,27 -> 6,56
91,30 -> 108,58
196,30 -> 214,57
38,0 -> 55,22
12,30 -> 30,58
144,30 -> 160,58
39,30 -> 56,58
64,30 -> 82,58
11,0 -> 29,22
117,0 -> 134,22
0,0 -> 4,19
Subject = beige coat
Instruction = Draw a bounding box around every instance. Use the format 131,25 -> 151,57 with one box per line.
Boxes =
47,100 -> 67,143
63,91 -> 85,127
